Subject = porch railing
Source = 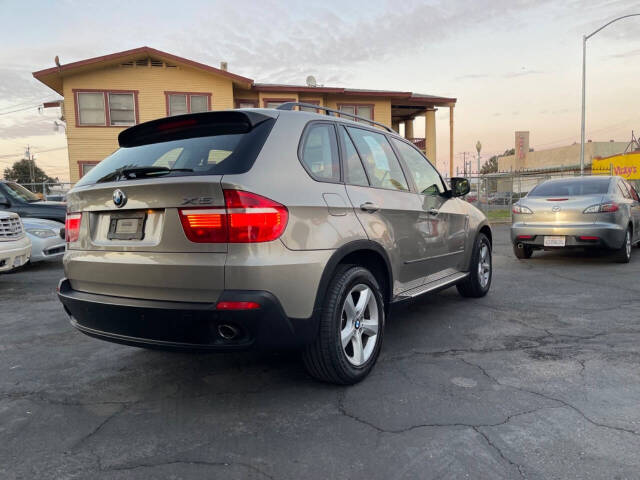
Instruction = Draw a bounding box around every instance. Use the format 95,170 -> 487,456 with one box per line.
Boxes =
407,137 -> 425,150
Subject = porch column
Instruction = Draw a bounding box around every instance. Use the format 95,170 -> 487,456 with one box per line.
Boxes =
404,119 -> 414,139
425,109 -> 437,162
448,103 -> 455,178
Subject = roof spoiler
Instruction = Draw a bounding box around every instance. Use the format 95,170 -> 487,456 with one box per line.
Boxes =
118,110 -> 274,148
276,102 -> 394,133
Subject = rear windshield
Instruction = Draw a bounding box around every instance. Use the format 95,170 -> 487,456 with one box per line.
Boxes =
528,178 -> 610,197
75,118 -> 274,187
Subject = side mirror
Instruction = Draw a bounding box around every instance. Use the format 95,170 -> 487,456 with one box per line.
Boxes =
450,177 -> 470,197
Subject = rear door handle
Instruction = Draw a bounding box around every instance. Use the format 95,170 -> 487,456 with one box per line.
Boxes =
360,202 -> 380,213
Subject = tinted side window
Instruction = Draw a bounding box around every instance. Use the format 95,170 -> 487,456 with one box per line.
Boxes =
338,126 -> 368,187
347,127 -> 408,191
625,181 -> 640,201
391,138 -> 444,195
618,182 -> 631,199
300,123 -> 340,182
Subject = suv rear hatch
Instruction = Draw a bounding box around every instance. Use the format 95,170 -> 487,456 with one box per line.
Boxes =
65,110 -> 276,302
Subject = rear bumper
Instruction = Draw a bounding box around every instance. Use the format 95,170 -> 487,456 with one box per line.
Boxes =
510,222 -> 625,249
57,278 -> 318,351
0,237 -> 31,272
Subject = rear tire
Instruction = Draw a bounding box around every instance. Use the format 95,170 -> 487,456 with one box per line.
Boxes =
302,265 -> 385,385
513,243 -> 533,259
457,233 -> 492,298
613,227 -> 632,263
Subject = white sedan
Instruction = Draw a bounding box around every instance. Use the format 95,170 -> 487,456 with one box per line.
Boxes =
21,217 -> 65,262
0,211 -> 31,272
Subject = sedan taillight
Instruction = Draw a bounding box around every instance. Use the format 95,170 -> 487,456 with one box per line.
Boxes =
65,213 -> 81,243
583,202 -> 619,214
178,190 -> 288,244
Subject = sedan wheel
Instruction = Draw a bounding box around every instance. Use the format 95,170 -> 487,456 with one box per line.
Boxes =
614,228 -> 632,263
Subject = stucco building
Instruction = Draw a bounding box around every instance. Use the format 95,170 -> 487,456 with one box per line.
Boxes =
498,131 -> 627,172
33,47 -> 456,182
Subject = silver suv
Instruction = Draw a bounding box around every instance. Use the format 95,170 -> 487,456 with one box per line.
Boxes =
58,104 -> 492,384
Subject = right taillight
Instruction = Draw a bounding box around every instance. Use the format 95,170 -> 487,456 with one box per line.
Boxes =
65,213 -> 81,243
178,190 -> 288,244
583,202 -> 619,214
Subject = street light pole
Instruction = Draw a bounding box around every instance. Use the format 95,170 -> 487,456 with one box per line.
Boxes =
580,13 -> 640,176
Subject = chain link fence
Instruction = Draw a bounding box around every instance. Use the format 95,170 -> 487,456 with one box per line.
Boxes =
457,169 -> 589,223
19,182 -> 75,201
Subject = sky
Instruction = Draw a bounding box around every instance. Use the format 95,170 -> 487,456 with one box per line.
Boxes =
1,0 -> 640,181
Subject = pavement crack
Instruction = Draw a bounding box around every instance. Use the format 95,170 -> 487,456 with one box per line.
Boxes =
70,404 -> 127,450
460,357 -> 640,438
473,426 -> 527,479
103,459 -> 275,479
337,389 -> 562,434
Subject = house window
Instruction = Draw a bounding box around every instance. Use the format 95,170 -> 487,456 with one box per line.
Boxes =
338,104 -> 373,122
108,93 -> 136,126
299,100 -> 321,113
263,98 -> 295,109
79,162 -> 98,178
235,100 -> 258,109
75,90 -> 138,127
77,92 -> 106,125
166,92 -> 211,116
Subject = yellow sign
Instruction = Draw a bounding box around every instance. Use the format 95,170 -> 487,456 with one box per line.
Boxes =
592,152 -> 640,180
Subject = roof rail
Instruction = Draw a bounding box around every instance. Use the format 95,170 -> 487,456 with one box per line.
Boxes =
276,102 -> 395,133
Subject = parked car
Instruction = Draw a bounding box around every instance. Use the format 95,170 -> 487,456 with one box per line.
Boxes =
21,217 -> 65,262
0,181 -> 66,224
488,192 -> 512,205
0,211 -> 31,273
57,106 -> 492,384
511,176 -> 640,262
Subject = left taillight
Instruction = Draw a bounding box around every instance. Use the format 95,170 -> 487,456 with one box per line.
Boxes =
178,208 -> 228,243
65,212 -> 81,243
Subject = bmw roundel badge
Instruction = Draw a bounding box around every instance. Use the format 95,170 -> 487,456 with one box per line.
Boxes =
113,189 -> 127,208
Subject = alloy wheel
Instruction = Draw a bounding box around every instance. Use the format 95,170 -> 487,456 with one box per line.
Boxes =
340,284 -> 379,366
478,243 -> 491,288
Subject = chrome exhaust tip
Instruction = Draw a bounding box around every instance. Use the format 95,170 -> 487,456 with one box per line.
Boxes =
218,324 -> 240,340
517,243 -> 524,249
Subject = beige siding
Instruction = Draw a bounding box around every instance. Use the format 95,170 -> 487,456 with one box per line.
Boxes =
64,64 -> 234,182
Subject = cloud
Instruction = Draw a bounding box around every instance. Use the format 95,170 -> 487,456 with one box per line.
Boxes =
610,48 -> 640,58
503,69 -> 544,78
456,73 -> 491,80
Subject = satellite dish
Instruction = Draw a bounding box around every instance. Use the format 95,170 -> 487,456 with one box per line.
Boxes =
306,75 -> 317,87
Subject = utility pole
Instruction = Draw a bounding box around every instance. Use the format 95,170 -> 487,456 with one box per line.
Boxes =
24,146 -> 36,184
580,13 -> 640,175
476,141 -> 482,176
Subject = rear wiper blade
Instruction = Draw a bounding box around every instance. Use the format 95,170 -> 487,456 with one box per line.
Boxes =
95,166 -> 193,183
121,166 -> 193,178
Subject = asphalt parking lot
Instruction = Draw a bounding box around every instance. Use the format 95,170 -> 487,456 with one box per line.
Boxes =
2,224 -> 640,480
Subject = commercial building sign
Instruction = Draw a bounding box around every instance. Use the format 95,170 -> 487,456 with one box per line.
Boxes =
592,152 -> 640,180
515,131 -> 530,163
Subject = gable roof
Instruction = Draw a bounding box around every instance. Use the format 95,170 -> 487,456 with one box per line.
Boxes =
32,47 -> 456,106
32,46 -> 254,94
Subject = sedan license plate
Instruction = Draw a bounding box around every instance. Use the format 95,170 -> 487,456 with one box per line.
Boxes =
544,235 -> 566,247
108,212 -> 147,240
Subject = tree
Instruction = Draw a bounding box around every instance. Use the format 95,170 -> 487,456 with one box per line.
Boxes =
480,155 -> 499,174
3,159 -> 57,185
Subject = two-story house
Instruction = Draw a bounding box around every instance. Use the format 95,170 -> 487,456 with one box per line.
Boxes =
33,47 -> 456,182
